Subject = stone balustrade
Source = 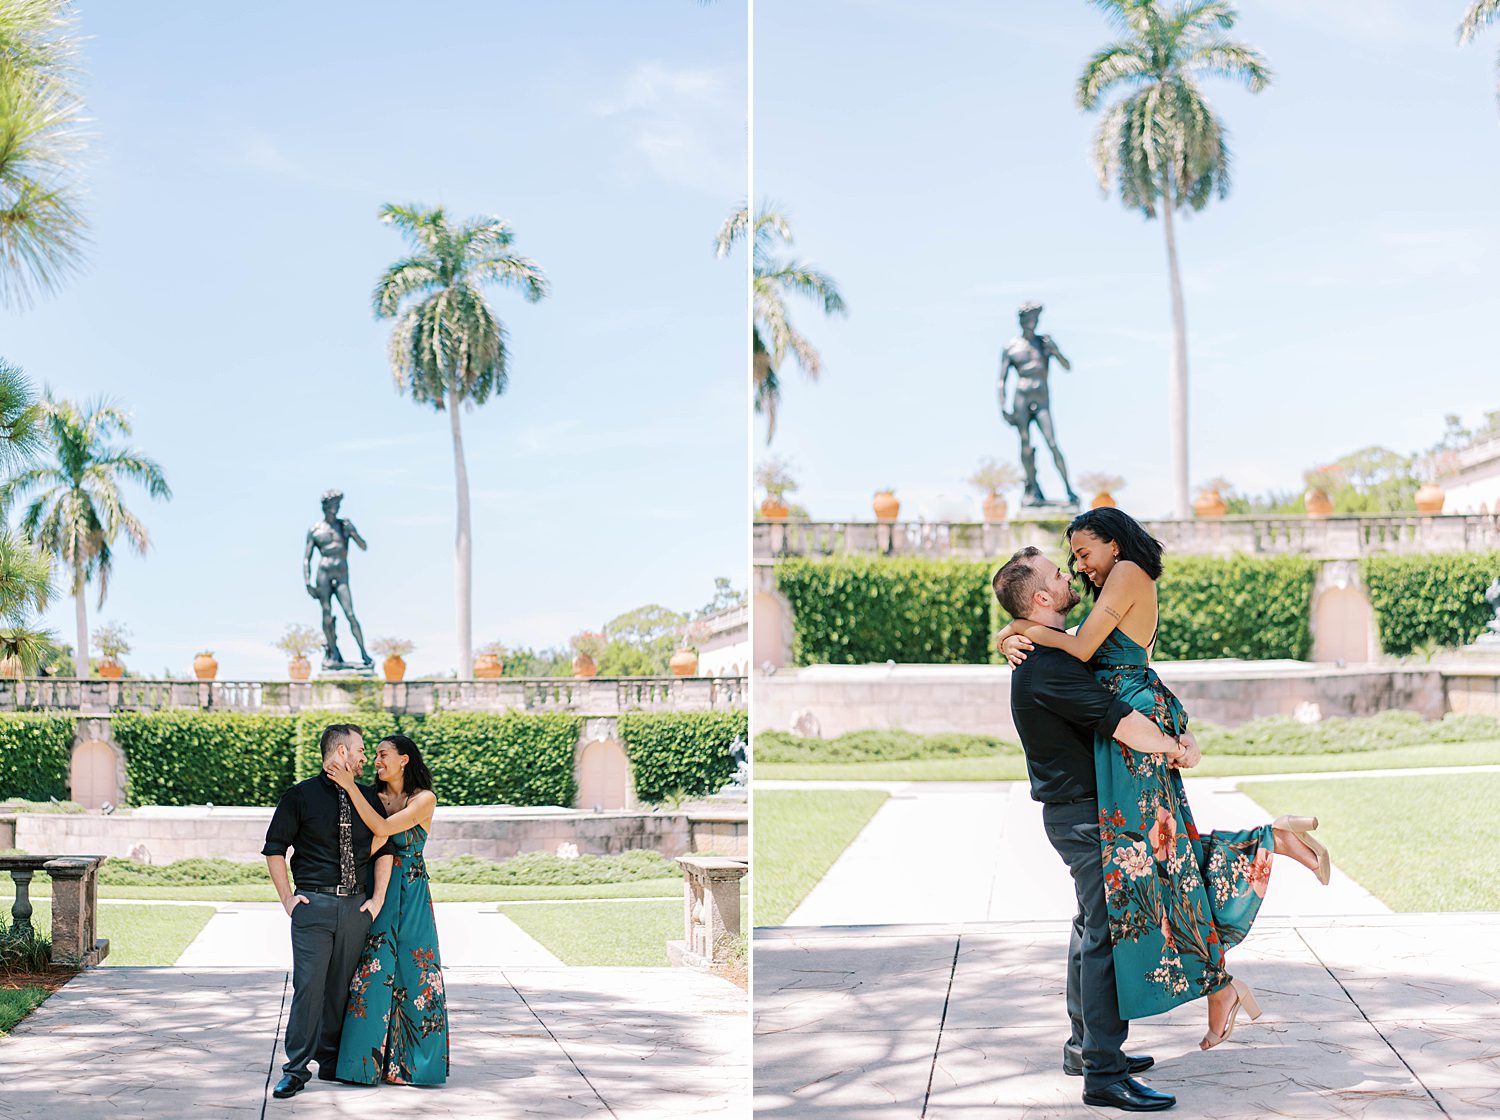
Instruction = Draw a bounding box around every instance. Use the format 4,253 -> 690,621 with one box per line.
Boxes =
2,854 -> 109,968
668,855 -> 748,970
754,513 -> 1500,561
0,674 -> 746,716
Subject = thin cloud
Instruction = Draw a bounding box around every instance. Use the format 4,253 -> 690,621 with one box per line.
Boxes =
594,62 -> 741,194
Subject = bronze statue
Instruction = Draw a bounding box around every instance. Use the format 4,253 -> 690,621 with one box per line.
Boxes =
999,301 -> 1079,507
304,490 -> 373,670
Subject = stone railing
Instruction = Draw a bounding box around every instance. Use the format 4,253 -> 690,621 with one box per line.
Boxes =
0,675 -> 747,716
668,855 -> 748,970
754,513 -> 1500,562
2,854 -> 109,968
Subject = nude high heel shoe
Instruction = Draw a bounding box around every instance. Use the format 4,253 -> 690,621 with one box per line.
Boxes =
1273,814 -> 1331,886
1200,977 -> 1261,1050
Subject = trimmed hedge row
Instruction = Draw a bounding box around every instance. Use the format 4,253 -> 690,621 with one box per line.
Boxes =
618,710 -> 748,803
1155,555 -> 1318,661
421,712 -> 580,807
115,711 -> 299,807
0,714 -> 76,802
1362,552 -> 1500,656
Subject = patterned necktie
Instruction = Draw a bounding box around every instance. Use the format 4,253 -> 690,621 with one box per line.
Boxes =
337,789 -> 356,893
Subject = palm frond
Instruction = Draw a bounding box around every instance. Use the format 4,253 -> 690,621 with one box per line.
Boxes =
715,205 -> 748,257
1076,43 -> 1151,109
372,256 -> 442,318
1459,0 -> 1500,44
1185,40 -> 1271,91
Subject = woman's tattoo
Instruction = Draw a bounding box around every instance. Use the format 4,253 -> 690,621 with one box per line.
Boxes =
1101,604 -> 1123,621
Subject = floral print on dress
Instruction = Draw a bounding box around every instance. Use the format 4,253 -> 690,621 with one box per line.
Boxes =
1091,627 -> 1274,1020
336,825 -> 450,1085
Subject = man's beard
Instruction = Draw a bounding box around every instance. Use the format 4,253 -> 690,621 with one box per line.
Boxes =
1064,587 -> 1081,610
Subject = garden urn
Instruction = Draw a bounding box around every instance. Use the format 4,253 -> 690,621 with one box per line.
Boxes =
382,655 -> 407,683
474,653 -> 504,679
1193,488 -> 1227,519
193,652 -> 218,680
1091,491 -> 1117,509
872,490 -> 900,521
288,656 -> 311,682
1415,482 -> 1446,515
669,648 -> 699,677
759,497 -> 789,521
573,653 -> 598,679
1303,487 -> 1334,517
981,494 -> 1009,524
98,659 -> 124,680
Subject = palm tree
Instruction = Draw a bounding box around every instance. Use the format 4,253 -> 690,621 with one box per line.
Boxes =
1078,0 -> 1270,518
372,203 -> 548,679
2,396 -> 170,678
716,203 -> 846,443
0,0 -> 89,309
0,359 -> 51,672
1460,1 -> 1500,105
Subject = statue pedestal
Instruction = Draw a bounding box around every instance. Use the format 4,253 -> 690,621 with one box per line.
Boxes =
1011,501 -> 1080,522
317,665 -> 378,680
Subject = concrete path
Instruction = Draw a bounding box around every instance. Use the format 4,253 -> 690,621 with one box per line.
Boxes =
754,914 -> 1500,1118
776,778 -> 1388,927
175,902 -> 563,967
0,965 -> 747,1118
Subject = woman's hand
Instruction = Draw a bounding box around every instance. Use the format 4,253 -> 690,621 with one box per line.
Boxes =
999,632 -> 1034,668
324,758 -> 358,790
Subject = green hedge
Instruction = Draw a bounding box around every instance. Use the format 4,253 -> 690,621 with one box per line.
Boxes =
1362,552 -> 1500,656
420,711 -> 579,807
114,712 -> 297,807
292,710 -> 401,783
618,710 -> 748,803
776,557 -> 994,664
1155,554 -> 1318,660
0,714 -> 76,802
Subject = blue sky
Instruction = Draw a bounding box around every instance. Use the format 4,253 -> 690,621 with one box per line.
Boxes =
1,1 -> 748,678
754,1 -> 1500,520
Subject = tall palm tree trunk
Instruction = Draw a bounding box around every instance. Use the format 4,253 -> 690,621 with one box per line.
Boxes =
1159,177 -> 1191,520
447,381 -> 474,679
74,575 -> 88,679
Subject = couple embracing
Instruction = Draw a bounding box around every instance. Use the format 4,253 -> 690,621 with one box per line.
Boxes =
994,508 -> 1332,1111
261,723 -> 450,1099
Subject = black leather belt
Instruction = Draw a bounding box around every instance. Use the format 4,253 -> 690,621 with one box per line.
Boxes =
299,884 -> 358,896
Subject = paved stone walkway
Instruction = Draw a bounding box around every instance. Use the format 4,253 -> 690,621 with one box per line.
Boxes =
769,777 -> 1388,926
754,914 -> 1500,1118
0,965 -> 747,1118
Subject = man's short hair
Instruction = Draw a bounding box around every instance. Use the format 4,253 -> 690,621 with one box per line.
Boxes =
993,546 -> 1046,620
319,722 -> 364,760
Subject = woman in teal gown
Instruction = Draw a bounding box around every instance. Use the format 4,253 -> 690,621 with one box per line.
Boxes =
1000,508 -> 1330,1047
327,733 -> 450,1085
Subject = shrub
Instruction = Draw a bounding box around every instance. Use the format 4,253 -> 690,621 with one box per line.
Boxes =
427,850 -> 673,885
114,712 -> 297,806
0,715 -> 75,802
618,710 -> 748,803
99,857 -> 269,886
1196,710 -> 1500,756
777,557 -> 994,665
291,710 -> 401,783
753,728 -> 1019,764
419,711 -> 579,807
1154,554 -> 1318,660
1361,552 -> 1500,656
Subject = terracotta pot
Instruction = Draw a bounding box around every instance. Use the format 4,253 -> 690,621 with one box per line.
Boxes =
572,653 -> 598,679
288,656 -> 311,682
1193,489 -> 1228,519
760,497 -> 790,521
0,655 -> 22,680
1415,482 -> 1446,515
981,494 -> 1009,524
474,652 -> 504,679
1303,487 -> 1334,517
669,648 -> 699,677
382,655 -> 406,683
98,659 -> 124,680
872,491 -> 900,521
193,653 -> 218,681
1091,491 -> 1117,510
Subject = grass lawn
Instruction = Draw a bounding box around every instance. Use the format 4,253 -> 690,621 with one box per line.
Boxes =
498,900 -> 681,966
753,789 -> 889,926
758,739 -> 1500,782
1240,772 -> 1500,911
0,987 -> 50,1035
7,878 -> 685,904
1,901 -> 215,966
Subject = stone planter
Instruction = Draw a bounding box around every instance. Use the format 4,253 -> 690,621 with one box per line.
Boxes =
1193,488 -> 1227,519
98,660 -> 124,680
759,497 -> 789,521
1415,483 -> 1445,515
474,653 -> 504,679
288,656 -> 311,682
0,656 -> 22,680
1091,491 -> 1117,509
1304,487 -> 1334,517
872,491 -> 900,522
193,653 -> 218,681
981,494 -> 1009,524
383,655 -> 406,683
573,653 -> 598,679
669,649 -> 699,677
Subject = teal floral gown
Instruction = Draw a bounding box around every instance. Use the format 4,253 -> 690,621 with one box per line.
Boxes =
336,824 -> 450,1085
1091,626 -> 1275,1020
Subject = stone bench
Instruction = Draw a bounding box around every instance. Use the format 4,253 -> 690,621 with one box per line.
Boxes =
667,854 -> 748,970
2,854 -> 110,968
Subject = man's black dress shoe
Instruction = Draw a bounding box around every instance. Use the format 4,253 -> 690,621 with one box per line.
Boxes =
1082,1076 -> 1176,1111
1065,1053 -> 1154,1077
271,1074 -> 305,1099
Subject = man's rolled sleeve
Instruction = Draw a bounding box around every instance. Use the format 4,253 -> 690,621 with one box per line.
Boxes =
261,787 -> 300,857
1032,656 -> 1137,740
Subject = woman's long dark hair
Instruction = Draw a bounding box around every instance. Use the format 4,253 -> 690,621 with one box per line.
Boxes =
1065,507 -> 1164,599
379,733 -> 434,796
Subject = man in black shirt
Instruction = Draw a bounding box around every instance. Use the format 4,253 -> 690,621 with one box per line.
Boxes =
262,723 -> 395,1099
995,547 -> 1200,1113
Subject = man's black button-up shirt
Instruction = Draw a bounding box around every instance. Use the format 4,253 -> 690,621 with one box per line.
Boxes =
1010,646 -> 1136,804
261,773 -> 395,888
